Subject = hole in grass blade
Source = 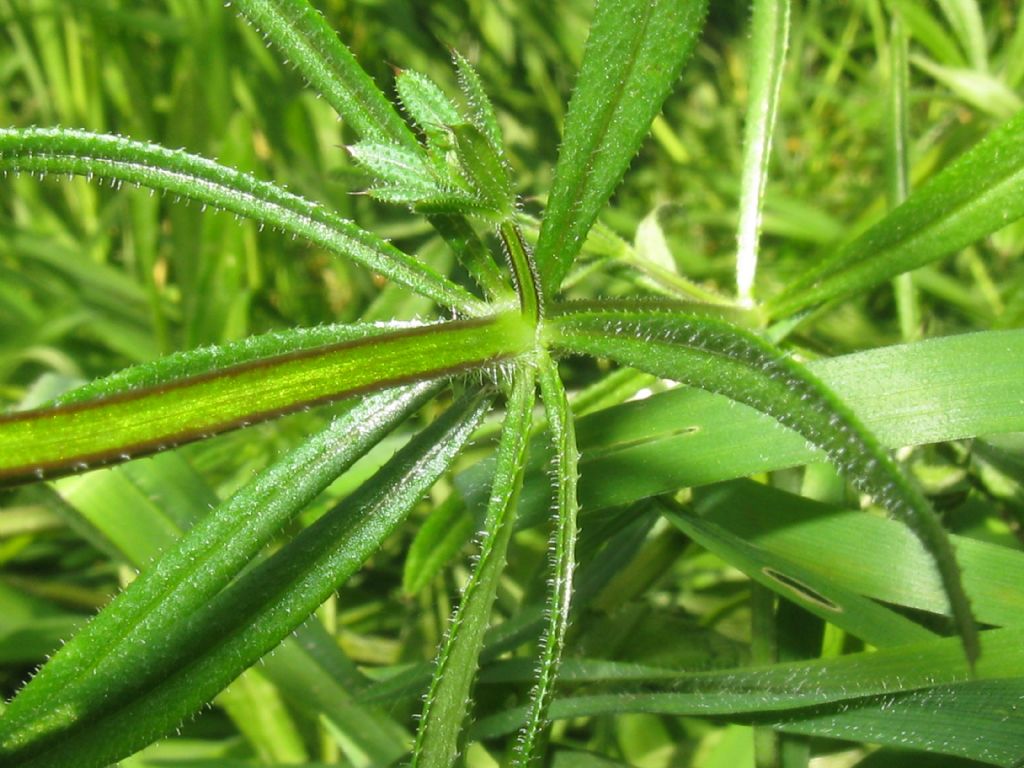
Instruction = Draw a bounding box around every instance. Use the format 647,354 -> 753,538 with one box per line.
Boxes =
761,567 -> 843,613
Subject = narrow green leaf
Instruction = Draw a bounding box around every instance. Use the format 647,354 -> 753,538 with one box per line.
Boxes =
347,141 -> 440,192
426,214 -> 512,302
0,128 -> 482,313
735,0 -> 790,304
693,479 -> 1024,629
533,0 -> 709,296
395,69 -> 461,147
0,393 -> 492,768
500,220 -> 542,322
662,503 -> 936,648
402,493 -> 474,596
567,328 -> 1024,511
452,50 -> 503,152
0,384 -> 435,757
230,0 -> 419,150
767,109 -> 1024,319
413,367 -> 535,768
451,123 -> 513,217
0,313 -> 532,485
548,303 -> 978,665
513,352 -> 581,766
476,627 -> 1020,723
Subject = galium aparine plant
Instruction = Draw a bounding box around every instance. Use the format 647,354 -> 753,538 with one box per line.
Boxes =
2,0 -> 1023,765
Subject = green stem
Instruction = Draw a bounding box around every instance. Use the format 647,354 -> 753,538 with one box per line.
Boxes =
0,314 -> 532,485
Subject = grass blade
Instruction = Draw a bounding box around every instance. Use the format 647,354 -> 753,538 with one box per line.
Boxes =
548,303 -> 978,666
412,367 -> 535,768
0,392 -> 492,768
402,493 -> 474,596
693,479 -> 1024,629
566,328 -> 1024,511
771,679 -> 1023,765
259,621 -> 410,766
935,0 -> 988,72
476,627 -> 1022,717
662,502 -> 936,648
884,13 -> 922,341
0,313 -> 532,485
216,668 -> 308,763
474,630 -> 1023,764
911,56 -> 1023,120
767,109 -> 1024,320
735,0 -> 790,305
0,127 -> 482,314
533,0 -> 708,296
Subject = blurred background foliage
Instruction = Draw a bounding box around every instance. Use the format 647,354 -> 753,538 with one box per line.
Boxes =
1,1 -> 1022,765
